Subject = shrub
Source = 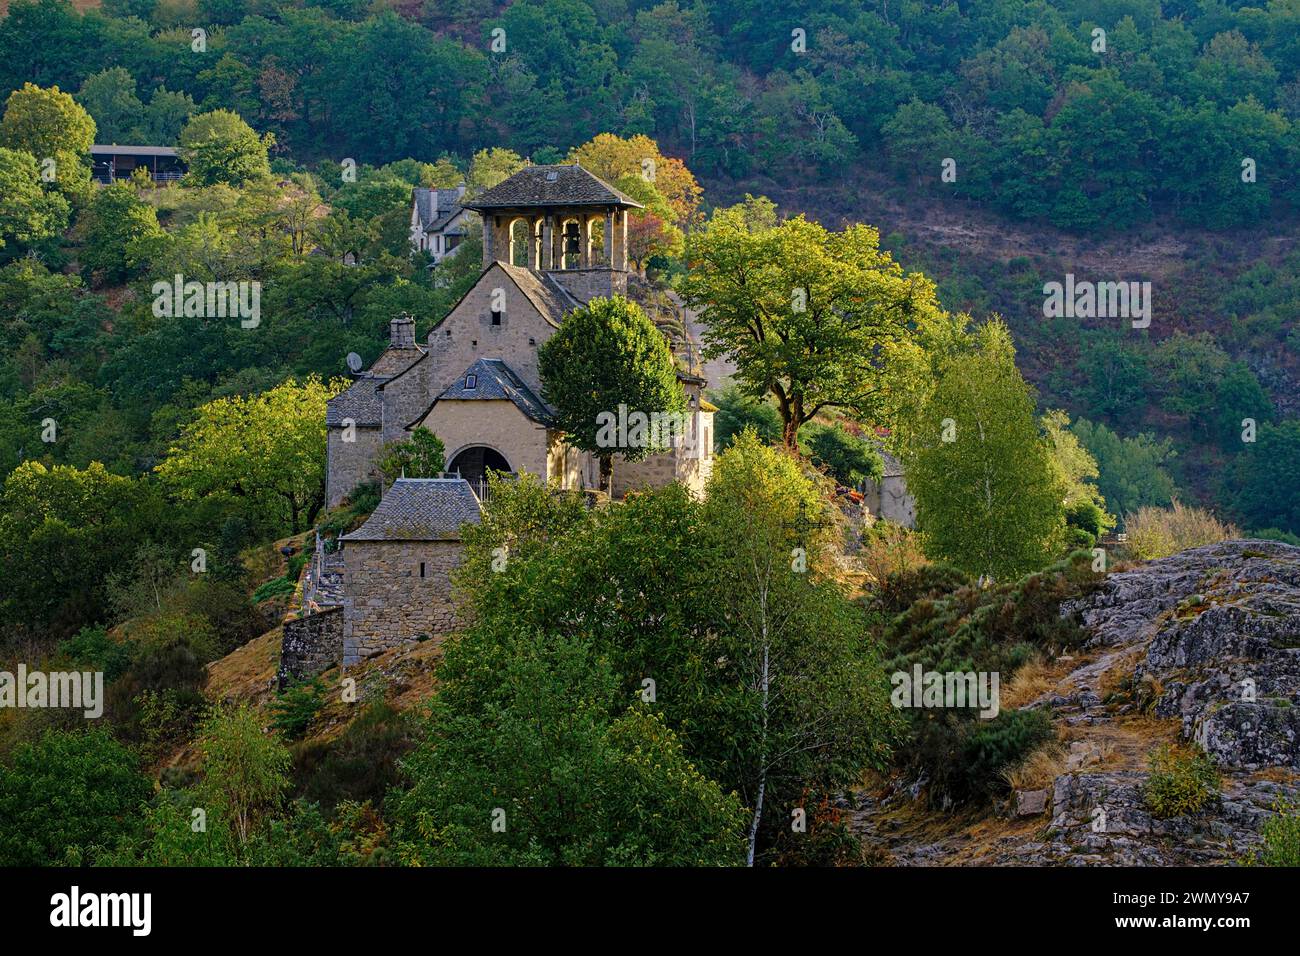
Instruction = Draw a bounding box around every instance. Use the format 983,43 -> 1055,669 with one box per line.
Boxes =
907,709 -> 1055,807
0,728 -> 150,865
1124,501 -> 1238,560
1246,799 -> 1300,866
57,627 -> 135,683
269,677 -> 327,740
875,562 -> 970,616
1143,744 -> 1220,818
292,702 -> 417,812
253,576 -> 296,604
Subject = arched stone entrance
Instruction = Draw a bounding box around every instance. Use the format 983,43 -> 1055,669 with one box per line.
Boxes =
447,446 -> 512,485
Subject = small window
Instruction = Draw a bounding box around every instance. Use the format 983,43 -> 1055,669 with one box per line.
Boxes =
419,562 -> 426,578
528,338 -> 536,346
471,340 -> 477,348
465,374 -> 477,389
491,310 -> 502,326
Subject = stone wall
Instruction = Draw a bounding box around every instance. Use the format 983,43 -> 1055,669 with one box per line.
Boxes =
278,606 -> 343,688
378,355 -> 431,442
549,268 -> 628,304
863,475 -> 916,527
326,425 -> 383,508
425,263 -> 556,398
419,401 -> 550,479
341,539 -> 466,665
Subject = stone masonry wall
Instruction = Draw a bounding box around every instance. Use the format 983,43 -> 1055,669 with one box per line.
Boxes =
342,539 -> 465,665
425,263 -> 556,399
278,606 -> 343,688
326,425 -> 383,508
418,402 -> 549,479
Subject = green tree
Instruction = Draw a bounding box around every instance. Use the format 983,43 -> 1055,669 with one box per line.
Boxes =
196,703 -> 291,849
0,147 -> 70,251
0,82 -> 95,200
0,461 -> 160,642
709,384 -> 782,450
799,420 -> 883,486
902,320 -> 1064,580
393,635 -> 746,866
376,427 -> 445,485
538,295 -> 685,493
1233,420 -> 1300,534
1071,418 -> 1178,521
78,182 -> 164,283
681,200 -> 947,447
0,729 -> 150,866
156,376 -> 342,534
75,68 -> 145,144
179,109 -> 272,187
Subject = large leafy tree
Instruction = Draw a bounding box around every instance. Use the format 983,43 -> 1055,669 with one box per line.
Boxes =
1233,420 -> 1300,535
0,82 -> 95,200
901,320 -> 1064,581
538,295 -> 685,494
78,182 -> 165,283
0,729 -> 151,866
0,461 -> 162,643
178,109 -> 272,187
680,198 -> 947,448
0,147 -> 70,252
156,376 -> 343,534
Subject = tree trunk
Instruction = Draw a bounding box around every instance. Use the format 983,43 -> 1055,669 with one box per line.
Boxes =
748,629 -> 764,868
599,454 -> 613,496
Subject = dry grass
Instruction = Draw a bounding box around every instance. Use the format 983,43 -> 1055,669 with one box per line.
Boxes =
1003,741 -> 1066,791
1000,657 -> 1059,709
1123,500 -> 1238,561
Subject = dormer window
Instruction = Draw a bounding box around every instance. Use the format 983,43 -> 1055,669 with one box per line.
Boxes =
545,171 -> 558,182
465,373 -> 477,389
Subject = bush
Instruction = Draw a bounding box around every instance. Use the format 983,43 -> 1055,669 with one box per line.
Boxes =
57,627 -> 135,683
253,576 -> 296,604
1246,799 -> 1300,866
0,728 -> 150,865
269,677 -> 327,740
292,702 -> 417,812
907,709 -> 1055,807
875,562 -> 970,616
1143,744 -> 1220,818
799,421 -> 883,486
1124,501 -> 1238,560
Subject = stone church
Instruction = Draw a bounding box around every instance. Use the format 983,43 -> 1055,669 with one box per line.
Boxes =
283,165 -> 716,682
325,163 -> 714,509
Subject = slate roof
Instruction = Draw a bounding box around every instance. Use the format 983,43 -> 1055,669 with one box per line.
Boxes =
326,378 -> 383,427
463,164 -> 642,211
496,263 -> 580,327
436,358 -> 555,425
326,345 -> 425,427
341,478 -> 482,542
413,187 -> 468,234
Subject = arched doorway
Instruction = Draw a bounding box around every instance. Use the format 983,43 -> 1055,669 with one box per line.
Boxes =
447,446 -> 512,486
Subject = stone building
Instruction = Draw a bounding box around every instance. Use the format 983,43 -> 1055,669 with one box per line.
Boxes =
861,443 -> 916,528
409,185 -> 470,263
290,164 -> 715,678
325,163 -> 715,508
336,477 -> 481,666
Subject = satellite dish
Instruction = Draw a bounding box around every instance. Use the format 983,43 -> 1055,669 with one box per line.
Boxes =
346,352 -> 363,373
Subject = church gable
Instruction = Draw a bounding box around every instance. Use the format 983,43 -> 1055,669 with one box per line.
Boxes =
423,261 -> 571,400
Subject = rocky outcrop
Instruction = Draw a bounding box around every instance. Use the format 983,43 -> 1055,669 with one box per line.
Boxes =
854,539 -> 1300,865
1065,539 -> 1300,770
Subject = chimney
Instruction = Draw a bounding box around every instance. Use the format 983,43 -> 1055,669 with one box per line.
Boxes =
390,313 -> 416,349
